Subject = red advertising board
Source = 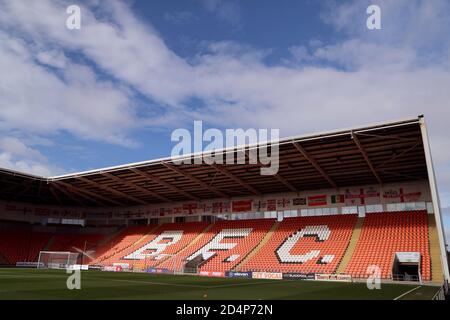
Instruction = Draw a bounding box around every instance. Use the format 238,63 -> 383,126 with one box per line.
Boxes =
232,200 -> 253,212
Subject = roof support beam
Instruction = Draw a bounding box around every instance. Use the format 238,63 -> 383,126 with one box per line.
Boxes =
272,174 -> 298,193
50,183 -> 86,206
48,185 -> 63,206
102,172 -> 172,203
0,180 -> 34,194
11,183 -> 34,201
376,143 -> 421,170
76,176 -> 148,205
292,142 -> 337,188
162,163 -> 229,198
244,150 -> 297,192
211,164 -> 261,196
377,169 -> 423,181
53,180 -> 123,206
351,132 -> 383,184
129,169 -> 197,201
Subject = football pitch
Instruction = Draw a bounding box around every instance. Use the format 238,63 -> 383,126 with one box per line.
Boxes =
0,268 -> 440,300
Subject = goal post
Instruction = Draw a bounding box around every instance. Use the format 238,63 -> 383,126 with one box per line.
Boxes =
37,251 -> 80,269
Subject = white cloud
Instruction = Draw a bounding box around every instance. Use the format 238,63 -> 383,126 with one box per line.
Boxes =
0,137 -> 63,176
442,207 -> 450,244
164,11 -> 198,25
200,0 -> 242,28
0,29 -> 136,146
446,228 -> 450,245
36,49 -> 67,69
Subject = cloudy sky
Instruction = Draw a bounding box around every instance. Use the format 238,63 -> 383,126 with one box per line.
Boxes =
0,0 -> 449,240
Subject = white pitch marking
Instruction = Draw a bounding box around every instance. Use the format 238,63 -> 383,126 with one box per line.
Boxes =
393,286 -> 421,300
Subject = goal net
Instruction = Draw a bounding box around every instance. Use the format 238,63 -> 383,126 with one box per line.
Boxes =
37,251 -> 80,270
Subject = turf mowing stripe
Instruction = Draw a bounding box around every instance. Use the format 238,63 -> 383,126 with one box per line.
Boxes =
110,279 -> 209,288
393,286 -> 421,300
103,277 -> 286,289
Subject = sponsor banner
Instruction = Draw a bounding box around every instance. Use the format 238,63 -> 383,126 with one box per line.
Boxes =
252,272 -> 283,280
266,199 -> 277,211
396,252 -> 421,263
156,268 -> 169,274
277,198 -> 291,210
253,200 -> 267,212
103,265 -> 123,272
88,265 -> 102,270
232,200 -> 253,213
308,195 -> 327,207
146,267 -> 169,274
282,272 -> 315,280
315,274 -> 352,282
68,264 -> 89,271
200,271 -> 225,277
212,202 -> 230,214
16,261 -> 40,267
182,203 -> 198,215
201,203 -> 213,214
226,271 -> 253,279
292,197 -> 307,206
113,263 -> 130,269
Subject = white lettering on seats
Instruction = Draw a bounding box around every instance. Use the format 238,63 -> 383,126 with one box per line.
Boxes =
187,228 -> 252,261
276,225 -> 335,263
124,230 -> 183,260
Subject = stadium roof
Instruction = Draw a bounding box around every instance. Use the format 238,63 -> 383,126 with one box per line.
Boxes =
0,116 -> 429,207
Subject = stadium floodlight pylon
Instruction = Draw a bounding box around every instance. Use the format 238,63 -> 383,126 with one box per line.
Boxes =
37,251 -> 79,270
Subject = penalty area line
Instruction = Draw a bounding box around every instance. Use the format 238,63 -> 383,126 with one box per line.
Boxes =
393,285 -> 421,300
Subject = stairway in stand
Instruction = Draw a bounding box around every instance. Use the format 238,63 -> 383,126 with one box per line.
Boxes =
336,217 -> 364,274
428,215 -> 444,284
98,225 -> 160,264
43,235 -> 55,251
153,223 -> 214,268
234,220 -> 279,271
97,226 -> 126,247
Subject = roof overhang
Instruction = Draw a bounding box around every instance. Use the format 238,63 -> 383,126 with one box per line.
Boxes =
0,116 -> 429,207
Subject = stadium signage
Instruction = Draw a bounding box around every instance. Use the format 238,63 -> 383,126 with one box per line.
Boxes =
199,271 -> 225,277
252,272 -> 283,280
232,200 -> 253,213
88,265 -> 102,270
282,272 -> 315,280
113,263 -> 130,269
146,267 -> 170,274
314,274 -> 352,282
395,252 -> 421,263
67,264 -> 89,271
226,271 -> 253,278
16,262 -> 40,267
103,265 -> 123,272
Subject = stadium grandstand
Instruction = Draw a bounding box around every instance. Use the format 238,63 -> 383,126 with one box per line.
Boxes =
0,115 -> 448,299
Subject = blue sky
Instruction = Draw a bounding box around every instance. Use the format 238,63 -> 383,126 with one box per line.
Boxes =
0,0 -> 449,240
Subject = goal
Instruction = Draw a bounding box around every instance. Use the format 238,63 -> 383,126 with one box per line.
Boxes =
37,251 -> 80,270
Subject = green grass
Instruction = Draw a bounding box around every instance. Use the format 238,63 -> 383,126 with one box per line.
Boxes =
0,268 -> 440,300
